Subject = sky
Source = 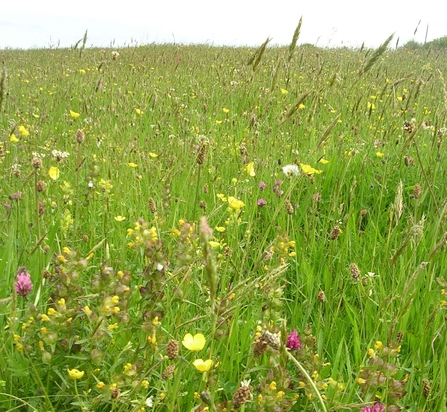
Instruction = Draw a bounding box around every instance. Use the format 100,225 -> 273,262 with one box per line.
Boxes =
1,0 -> 446,50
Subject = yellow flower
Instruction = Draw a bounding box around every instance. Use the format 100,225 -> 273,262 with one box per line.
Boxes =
280,88 -> 288,95
298,103 -> 305,109
228,196 -> 245,210
300,164 -> 323,175
128,162 -> 138,168
193,359 -> 213,372
69,110 -> 80,119
9,133 -> 19,143
149,152 -> 158,158
209,241 -> 220,249
244,161 -> 255,177
68,368 -> 84,380
48,166 -> 60,180
215,226 -> 226,233
135,108 -> 143,115
374,341 -> 383,350
182,333 -> 206,351
319,158 -> 329,164
367,348 -> 375,357
376,152 -> 384,158
222,107 -> 230,113
96,381 -> 105,389
18,125 -> 30,137
367,102 -> 376,110
47,308 -> 57,316
114,215 -> 126,222
357,378 -> 366,384
269,381 -> 277,391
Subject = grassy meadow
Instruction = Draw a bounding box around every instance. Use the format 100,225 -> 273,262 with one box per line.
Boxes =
1,32 -> 447,412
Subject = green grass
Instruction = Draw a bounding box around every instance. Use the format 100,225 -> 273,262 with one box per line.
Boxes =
0,38 -> 447,411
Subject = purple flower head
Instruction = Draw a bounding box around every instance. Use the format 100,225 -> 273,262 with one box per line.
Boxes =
257,198 -> 267,207
286,329 -> 301,350
259,181 -> 267,191
361,403 -> 386,412
15,267 -> 33,296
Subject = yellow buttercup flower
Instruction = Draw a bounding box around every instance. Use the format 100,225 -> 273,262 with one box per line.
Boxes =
193,359 -> 213,372
18,125 -> 30,137
228,196 -> 245,210
244,161 -> 255,177
9,134 -> 19,143
48,166 -> 60,180
69,110 -> 80,119
182,333 -> 206,351
67,368 -> 84,380
300,164 -> 323,175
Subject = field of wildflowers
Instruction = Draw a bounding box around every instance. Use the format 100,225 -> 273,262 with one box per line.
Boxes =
1,32 -> 447,411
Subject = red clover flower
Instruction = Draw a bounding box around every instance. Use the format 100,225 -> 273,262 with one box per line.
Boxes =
15,267 -> 33,296
286,329 -> 301,350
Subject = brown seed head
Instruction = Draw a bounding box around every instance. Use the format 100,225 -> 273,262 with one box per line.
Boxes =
317,290 -> 326,302
162,364 -> 175,379
330,226 -> 341,240
197,144 -> 207,165
350,263 -> 361,281
232,385 -> 252,409
422,378 -> 431,397
32,157 -> 42,169
413,183 -> 422,199
148,197 -> 156,214
166,339 -> 179,360
76,129 -> 85,144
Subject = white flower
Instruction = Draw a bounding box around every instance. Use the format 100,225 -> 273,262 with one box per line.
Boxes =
282,164 -> 300,177
145,396 -> 154,407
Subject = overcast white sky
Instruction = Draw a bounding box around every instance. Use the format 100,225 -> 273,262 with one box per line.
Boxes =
1,0 -> 445,49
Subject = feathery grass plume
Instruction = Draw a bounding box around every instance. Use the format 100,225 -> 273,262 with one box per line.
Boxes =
287,17 -> 302,63
0,67 -> 6,113
390,214 -> 426,265
280,90 -> 312,125
315,113 -> 341,149
358,33 -> 394,77
247,37 -> 271,72
270,52 -> 282,92
428,232 -> 447,260
390,180 -> 404,227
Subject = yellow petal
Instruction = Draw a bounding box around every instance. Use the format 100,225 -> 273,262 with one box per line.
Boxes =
18,125 -> 30,137
69,110 -> 80,119
228,196 -> 245,210
182,333 -> 206,351
319,158 -> 329,165
149,152 -> 158,158
193,359 -> 213,372
244,161 -> 255,177
9,133 -> 19,143
48,166 -> 60,180
67,368 -> 84,379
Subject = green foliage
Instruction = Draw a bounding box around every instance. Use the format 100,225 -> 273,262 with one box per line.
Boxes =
0,40 -> 447,411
